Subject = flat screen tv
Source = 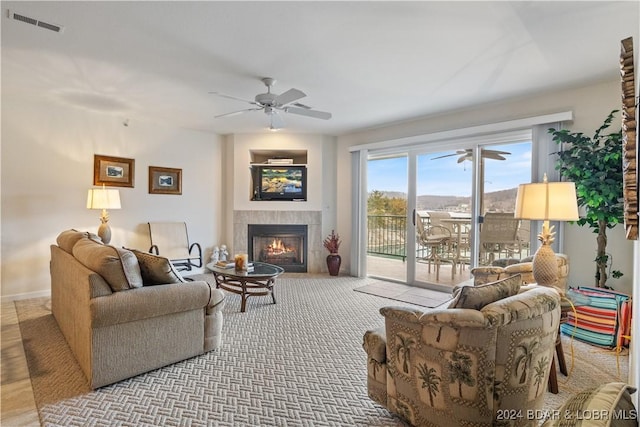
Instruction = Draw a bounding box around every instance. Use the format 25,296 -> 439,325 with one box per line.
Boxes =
255,165 -> 307,201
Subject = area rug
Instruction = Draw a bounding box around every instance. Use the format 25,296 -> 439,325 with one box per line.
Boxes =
353,282 -> 452,308
16,276 -> 628,426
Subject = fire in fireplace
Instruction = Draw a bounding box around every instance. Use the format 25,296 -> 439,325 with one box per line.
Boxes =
248,224 -> 308,272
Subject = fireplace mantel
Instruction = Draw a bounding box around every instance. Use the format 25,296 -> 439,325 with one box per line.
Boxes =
233,210 -> 323,273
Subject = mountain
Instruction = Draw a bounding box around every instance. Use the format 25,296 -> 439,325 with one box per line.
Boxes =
372,188 -> 518,212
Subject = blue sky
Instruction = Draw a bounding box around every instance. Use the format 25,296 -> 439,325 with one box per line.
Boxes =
368,142 -> 532,197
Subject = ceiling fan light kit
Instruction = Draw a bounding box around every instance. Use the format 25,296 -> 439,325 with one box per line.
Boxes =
211,77 -> 331,129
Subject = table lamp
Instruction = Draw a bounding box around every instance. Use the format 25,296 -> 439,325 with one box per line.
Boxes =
514,173 -> 579,293
87,185 -> 121,244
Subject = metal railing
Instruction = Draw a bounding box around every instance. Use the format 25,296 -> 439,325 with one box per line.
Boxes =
367,213 -> 531,263
367,215 -> 407,260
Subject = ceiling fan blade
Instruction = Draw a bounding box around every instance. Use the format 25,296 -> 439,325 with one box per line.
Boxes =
275,88 -> 306,106
291,102 -> 312,109
284,106 -> 332,120
484,149 -> 511,155
431,153 -> 459,160
209,91 -> 258,105
457,156 -> 469,163
214,107 -> 261,118
484,154 -> 507,161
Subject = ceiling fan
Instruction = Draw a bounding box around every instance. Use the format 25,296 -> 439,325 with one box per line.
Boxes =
431,149 -> 511,163
210,78 -> 332,129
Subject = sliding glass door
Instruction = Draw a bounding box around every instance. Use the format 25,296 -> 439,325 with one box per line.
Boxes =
365,138 -> 532,289
366,154 -> 408,283
414,150 -> 473,287
478,142 -> 532,265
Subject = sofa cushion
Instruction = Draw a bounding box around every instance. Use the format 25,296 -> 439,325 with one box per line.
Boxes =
130,249 -> 186,285
56,229 -> 102,253
541,382 -> 637,427
72,238 -> 143,291
448,274 -> 522,310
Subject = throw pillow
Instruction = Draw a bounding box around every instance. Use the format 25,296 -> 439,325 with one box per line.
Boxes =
56,229 -> 102,253
541,382 -> 637,427
448,274 -> 522,310
72,238 -> 143,291
130,249 -> 185,285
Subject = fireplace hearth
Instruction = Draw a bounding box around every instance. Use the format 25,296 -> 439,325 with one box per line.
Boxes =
248,224 -> 308,272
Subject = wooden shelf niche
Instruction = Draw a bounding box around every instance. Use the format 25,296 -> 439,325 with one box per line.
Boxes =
250,149 -> 307,165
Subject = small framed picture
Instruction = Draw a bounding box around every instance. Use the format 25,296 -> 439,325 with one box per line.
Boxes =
149,166 -> 182,195
94,155 -> 135,187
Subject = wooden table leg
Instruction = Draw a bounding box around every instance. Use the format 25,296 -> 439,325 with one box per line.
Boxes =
556,336 -> 568,376
240,280 -> 247,312
548,357 -> 559,394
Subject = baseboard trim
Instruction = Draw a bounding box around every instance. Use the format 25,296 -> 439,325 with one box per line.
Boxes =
2,289 -> 51,303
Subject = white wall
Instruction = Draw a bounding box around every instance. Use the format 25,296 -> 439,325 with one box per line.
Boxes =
337,79 -> 635,295
1,97 -> 223,300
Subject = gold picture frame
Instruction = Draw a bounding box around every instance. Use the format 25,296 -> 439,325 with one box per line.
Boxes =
149,166 -> 182,195
93,155 -> 135,187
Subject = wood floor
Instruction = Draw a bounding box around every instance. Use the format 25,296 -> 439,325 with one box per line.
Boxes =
1,300 -> 40,426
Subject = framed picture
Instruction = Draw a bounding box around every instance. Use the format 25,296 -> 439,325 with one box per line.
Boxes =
149,166 -> 182,195
93,155 -> 135,187
620,37 -> 638,240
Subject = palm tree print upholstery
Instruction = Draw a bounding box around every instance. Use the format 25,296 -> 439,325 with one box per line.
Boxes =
363,284 -> 560,426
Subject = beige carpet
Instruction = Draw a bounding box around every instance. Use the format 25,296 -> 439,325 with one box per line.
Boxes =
16,276 -> 629,426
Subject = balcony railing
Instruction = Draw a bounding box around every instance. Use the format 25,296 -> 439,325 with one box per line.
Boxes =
367,215 -> 407,260
367,213 -> 530,263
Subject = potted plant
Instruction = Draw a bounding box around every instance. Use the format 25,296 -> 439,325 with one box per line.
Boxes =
549,110 -> 624,288
323,230 -> 342,276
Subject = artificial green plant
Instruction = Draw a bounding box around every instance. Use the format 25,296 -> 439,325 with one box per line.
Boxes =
548,110 -> 624,288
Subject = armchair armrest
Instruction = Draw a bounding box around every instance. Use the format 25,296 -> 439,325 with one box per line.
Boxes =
363,328 -> 386,363
189,242 -> 203,267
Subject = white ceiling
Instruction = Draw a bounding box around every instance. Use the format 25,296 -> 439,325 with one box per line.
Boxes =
2,1 -> 638,136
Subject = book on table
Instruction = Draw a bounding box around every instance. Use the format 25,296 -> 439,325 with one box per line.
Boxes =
215,260 -> 254,269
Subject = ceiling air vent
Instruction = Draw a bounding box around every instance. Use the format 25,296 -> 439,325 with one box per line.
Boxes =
7,9 -> 64,33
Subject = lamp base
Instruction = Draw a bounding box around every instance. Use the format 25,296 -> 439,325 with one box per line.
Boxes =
97,222 -> 112,244
532,243 -> 560,292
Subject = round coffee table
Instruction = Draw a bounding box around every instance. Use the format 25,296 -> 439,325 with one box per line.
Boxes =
206,261 -> 284,312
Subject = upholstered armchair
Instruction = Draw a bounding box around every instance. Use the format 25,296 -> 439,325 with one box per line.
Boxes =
471,254 -> 569,291
363,277 -> 561,427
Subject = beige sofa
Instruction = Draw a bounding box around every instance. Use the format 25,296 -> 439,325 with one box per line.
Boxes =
50,230 -> 225,389
363,275 -> 561,426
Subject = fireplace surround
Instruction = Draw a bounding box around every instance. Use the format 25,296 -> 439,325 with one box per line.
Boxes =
233,210 -> 323,273
248,224 -> 308,272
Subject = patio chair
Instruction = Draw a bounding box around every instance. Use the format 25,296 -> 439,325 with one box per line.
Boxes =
416,213 -> 455,280
479,212 -> 521,264
148,222 -> 202,271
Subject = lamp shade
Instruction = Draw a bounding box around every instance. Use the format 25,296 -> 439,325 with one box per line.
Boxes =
87,188 -> 121,210
514,179 -> 579,221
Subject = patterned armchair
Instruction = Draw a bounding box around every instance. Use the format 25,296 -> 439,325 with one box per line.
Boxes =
363,277 -> 561,427
471,254 -> 569,291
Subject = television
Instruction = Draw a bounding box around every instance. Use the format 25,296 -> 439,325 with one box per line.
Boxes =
254,165 -> 307,201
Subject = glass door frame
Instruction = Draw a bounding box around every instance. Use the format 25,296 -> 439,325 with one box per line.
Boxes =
366,130 -> 533,290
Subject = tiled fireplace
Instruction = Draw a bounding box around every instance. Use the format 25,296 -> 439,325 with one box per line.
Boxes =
248,224 -> 307,272
233,210 -> 323,273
